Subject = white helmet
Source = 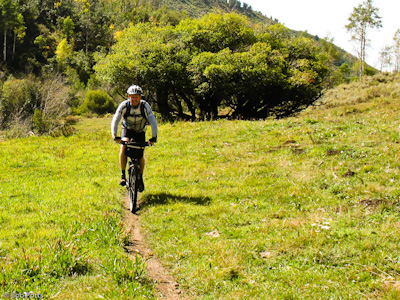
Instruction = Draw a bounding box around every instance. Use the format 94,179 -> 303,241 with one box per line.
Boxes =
127,85 -> 143,95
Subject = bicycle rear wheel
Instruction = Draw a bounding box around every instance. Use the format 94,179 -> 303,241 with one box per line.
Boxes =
128,166 -> 139,214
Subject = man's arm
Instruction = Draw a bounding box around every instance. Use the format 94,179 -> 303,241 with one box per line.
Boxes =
111,101 -> 126,139
144,102 -> 158,140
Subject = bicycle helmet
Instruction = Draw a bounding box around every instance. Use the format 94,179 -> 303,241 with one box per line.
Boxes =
127,85 -> 143,95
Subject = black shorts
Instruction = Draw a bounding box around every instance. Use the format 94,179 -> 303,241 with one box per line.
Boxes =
121,128 -> 146,143
121,129 -> 145,158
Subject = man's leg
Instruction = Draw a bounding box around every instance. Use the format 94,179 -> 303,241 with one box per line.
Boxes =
139,156 -> 145,174
119,145 -> 127,185
137,156 -> 145,192
119,128 -> 130,186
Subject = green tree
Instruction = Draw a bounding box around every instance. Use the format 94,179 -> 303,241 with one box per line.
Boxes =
9,13 -> 26,61
77,89 -> 116,115
346,0 -> 382,76
335,63 -> 351,84
96,13 -> 259,119
177,12 -> 256,53
95,22 -> 193,119
95,13 -> 329,120
55,38 -> 73,64
62,16 -> 75,42
0,0 -> 20,62
188,49 -> 235,119
73,0 -> 113,54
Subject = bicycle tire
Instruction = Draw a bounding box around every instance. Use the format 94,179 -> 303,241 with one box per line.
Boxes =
128,164 -> 139,214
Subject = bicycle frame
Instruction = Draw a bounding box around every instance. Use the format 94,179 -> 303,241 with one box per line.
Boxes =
120,140 -> 149,213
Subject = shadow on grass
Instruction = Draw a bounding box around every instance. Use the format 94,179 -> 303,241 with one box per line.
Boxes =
140,192 -> 211,208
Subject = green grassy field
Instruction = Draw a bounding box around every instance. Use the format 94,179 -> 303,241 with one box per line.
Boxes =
0,128 -> 154,298
1,73 -> 400,299
140,73 -> 400,299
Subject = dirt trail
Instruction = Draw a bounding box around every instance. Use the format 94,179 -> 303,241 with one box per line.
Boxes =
123,198 -> 184,300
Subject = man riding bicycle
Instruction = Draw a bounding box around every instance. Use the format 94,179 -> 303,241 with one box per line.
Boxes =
111,85 -> 158,190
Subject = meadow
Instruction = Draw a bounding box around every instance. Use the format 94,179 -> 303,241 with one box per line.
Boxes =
1,72 -> 400,299
0,122 -> 154,298
140,73 -> 400,299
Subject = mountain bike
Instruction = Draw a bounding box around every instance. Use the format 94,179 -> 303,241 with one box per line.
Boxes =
118,138 -> 150,214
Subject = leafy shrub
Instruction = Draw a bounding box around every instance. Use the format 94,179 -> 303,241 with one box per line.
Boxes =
32,109 -> 49,134
77,90 -> 116,115
0,74 -> 73,136
0,76 -> 41,128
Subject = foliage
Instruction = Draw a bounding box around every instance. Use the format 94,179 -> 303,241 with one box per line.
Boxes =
0,0 -> 24,62
177,12 -> 256,52
77,89 -> 116,115
0,74 -> 73,135
55,38 -> 73,64
0,76 -> 40,127
95,13 -> 329,120
32,109 -> 49,134
0,0 -> 268,76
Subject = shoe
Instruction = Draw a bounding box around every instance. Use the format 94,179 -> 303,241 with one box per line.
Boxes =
119,178 -> 126,186
137,175 -> 145,192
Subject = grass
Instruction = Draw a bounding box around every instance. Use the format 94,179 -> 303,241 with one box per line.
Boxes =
0,129 -> 154,298
137,73 -> 400,299
1,72 -> 400,299
139,121 -> 400,299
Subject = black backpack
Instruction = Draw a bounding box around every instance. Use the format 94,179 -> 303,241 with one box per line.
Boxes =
123,100 -> 149,125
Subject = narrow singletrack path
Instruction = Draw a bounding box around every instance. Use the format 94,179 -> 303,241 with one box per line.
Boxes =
123,197 -> 184,300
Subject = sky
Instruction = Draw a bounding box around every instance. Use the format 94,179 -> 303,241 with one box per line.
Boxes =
242,0 -> 400,70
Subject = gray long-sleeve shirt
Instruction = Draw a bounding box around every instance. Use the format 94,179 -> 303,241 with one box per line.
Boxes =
111,99 -> 158,138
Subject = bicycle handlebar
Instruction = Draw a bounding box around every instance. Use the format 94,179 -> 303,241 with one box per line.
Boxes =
114,137 -> 150,147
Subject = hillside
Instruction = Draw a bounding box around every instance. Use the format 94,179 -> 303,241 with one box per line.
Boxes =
161,0 -> 271,22
304,72 -> 400,116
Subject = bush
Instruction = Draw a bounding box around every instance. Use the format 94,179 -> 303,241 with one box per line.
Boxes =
77,90 -> 116,115
0,74 -> 73,136
0,77 -> 41,128
32,109 -> 49,134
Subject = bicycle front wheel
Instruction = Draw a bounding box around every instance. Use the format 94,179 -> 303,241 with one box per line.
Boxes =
128,167 -> 138,214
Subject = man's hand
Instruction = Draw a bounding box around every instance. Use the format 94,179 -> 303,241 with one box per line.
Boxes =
113,136 -> 121,143
149,136 -> 157,145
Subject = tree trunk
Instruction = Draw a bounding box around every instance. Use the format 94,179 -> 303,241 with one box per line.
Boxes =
361,30 -> 366,75
178,91 -> 196,121
12,32 -> 16,61
156,87 -> 171,119
3,26 -> 7,62
85,28 -> 88,53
